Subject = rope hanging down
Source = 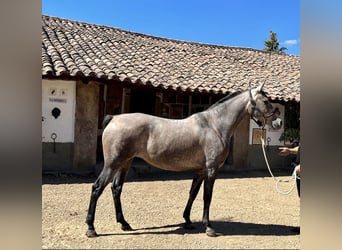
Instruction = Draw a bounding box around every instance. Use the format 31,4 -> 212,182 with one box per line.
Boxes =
260,52 -> 300,195
260,136 -> 299,195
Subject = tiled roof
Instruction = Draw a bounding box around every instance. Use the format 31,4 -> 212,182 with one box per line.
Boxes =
42,15 -> 300,102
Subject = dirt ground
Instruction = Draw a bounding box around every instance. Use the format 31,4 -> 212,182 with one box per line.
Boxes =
42,170 -> 300,249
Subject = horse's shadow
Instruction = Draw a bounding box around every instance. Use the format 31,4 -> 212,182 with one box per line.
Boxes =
98,220 -> 299,237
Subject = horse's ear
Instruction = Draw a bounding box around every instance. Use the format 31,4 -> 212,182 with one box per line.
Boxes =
249,82 -> 256,105
256,82 -> 265,92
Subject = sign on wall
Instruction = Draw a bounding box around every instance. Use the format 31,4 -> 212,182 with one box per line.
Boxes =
42,80 -> 76,143
252,128 -> 266,145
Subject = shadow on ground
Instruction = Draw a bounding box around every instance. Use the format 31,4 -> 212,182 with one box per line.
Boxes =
97,220 -> 299,237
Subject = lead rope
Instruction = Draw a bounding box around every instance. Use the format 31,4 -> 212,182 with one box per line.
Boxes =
260,136 -> 299,195
259,53 -> 299,195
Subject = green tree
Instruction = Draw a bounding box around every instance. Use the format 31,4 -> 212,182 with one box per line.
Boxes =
264,30 -> 287,53
279,102 -> 300,145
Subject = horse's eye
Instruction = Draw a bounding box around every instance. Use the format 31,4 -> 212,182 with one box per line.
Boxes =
263,100 -> 269,105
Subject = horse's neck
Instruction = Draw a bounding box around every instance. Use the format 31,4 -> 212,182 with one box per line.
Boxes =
207,92 -> 249,141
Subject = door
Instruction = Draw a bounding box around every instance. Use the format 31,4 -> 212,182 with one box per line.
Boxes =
130,90 -> 156,115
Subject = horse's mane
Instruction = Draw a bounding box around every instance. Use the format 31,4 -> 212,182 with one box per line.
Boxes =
206,90 -> 243,110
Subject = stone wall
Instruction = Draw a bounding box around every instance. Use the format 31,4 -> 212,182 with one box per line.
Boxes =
73,80 -> 99,171
232,114 -> 250,169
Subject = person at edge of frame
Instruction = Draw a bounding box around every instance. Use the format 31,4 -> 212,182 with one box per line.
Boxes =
278,143 -> 300,234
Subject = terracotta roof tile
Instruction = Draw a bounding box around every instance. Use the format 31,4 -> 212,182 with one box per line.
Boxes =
42,15 -> 300,102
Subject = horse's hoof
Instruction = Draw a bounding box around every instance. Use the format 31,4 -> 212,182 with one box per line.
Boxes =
183,223 -> 195,230
121,224 -> 133,231
206,227 -> 218,237
86,229 -> 98,238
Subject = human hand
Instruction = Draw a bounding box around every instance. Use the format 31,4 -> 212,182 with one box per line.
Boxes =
278,147 -> 291,156
294,164 -> 300,176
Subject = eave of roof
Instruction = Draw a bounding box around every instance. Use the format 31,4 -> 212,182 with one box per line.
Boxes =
42,15 -> 300,102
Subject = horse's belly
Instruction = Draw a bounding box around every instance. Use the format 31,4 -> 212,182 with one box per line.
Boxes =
140,122 -> 205,171
139,152 -> 203,171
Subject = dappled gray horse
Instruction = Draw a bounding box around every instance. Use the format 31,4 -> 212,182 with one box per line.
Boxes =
86,82 -> 282,237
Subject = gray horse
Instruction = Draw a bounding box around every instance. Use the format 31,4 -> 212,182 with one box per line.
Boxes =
86,82 -> 282,237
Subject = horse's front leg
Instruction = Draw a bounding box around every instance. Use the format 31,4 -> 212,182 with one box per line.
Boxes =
202,167 -> 218,237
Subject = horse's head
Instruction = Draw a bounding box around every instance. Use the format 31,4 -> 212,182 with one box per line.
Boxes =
247,82 -> 282,130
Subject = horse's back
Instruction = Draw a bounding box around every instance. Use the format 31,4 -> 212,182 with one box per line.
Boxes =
103,112 -> 191,146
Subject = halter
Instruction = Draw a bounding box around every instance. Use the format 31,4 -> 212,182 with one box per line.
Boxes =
250,107 -> 279,128
248,86 -> 278,128
251,115 -> 264,128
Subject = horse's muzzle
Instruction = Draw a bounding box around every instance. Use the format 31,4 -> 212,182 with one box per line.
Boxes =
271,117 -> 282,130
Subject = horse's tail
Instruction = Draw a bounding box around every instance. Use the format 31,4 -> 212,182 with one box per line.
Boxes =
102,114 -> 113,129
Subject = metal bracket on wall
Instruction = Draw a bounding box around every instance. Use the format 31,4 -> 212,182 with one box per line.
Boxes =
267,137 -> 271,151
51,133 -> 57,153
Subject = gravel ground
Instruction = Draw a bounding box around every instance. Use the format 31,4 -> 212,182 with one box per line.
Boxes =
42,171 -> 300,249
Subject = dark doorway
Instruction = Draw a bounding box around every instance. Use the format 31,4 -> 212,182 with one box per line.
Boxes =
130,90 -> 156,115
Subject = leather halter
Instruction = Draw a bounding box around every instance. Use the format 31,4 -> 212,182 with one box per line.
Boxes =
249,88 -> 277,128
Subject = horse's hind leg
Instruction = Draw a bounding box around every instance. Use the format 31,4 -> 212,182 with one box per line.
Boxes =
85,167 -> 114,237
183,170 -> 204,229
111,159 -> 133,231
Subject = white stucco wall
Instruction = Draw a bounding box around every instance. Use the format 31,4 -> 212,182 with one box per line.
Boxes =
42,80 -> 76,143
248,103 -> 285,146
